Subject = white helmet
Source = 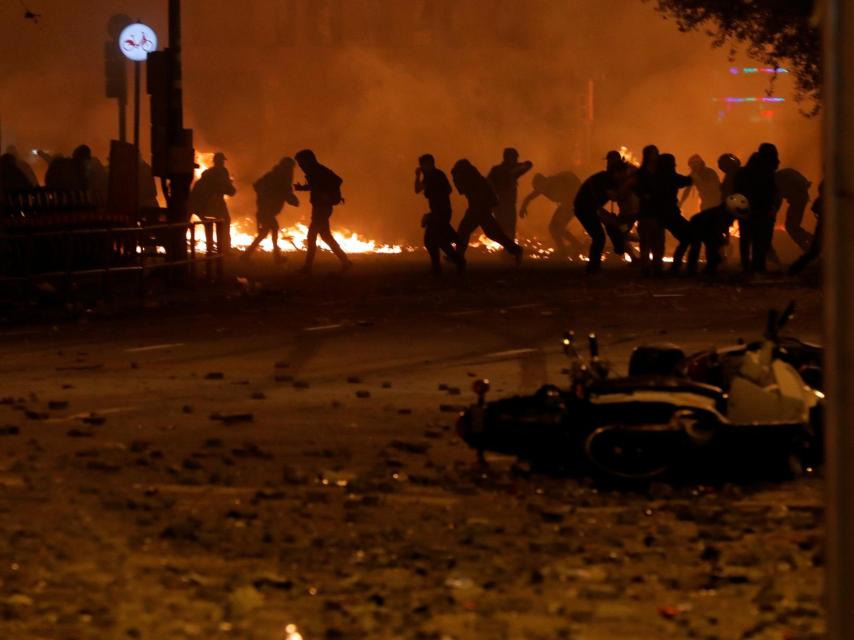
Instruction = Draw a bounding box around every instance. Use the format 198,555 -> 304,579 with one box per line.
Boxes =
726,193 -> 750,217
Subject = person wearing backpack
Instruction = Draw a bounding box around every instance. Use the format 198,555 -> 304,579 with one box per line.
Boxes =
294,149 -> 352,274
243,157 -> 300,262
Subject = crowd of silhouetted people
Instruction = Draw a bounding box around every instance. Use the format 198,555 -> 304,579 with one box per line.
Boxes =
412,143 -> 822,278
1,139 -> 823,279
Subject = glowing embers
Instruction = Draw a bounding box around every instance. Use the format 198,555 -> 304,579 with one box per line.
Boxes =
619,145 -> 641,167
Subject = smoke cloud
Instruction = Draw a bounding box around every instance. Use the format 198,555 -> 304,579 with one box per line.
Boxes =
0,0 -> 822,244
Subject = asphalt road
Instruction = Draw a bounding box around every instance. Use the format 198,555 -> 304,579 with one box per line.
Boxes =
0,257 -> 826,640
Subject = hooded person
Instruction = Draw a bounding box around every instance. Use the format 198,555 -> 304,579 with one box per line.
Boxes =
451,159 -> 523,263
294,149 -> 352,273
244,157 -> 300,262
519,171 -> 583,257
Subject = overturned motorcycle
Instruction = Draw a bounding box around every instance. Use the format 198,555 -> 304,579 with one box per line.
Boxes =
457,305 -> 823,482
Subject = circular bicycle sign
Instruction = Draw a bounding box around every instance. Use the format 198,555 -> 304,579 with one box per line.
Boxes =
119,23 -> 158,62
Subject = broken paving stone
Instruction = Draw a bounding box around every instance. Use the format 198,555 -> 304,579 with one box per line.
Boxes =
439,404 -> 465,413
205,438 -> 223,448
67,429 -> 94,438
274,361 -> 290,369
389,440 -> 430,455
276,374 -> 295,383
438,384 -> 449,391
210,412 -> 254,426
182,405 -> 194,414
250,391 -> 266,400
397,408 -> 413,415
347,376 -> 363,384
47,401 -> 69,411
129,440 -> 150,453
24,410 -> 48,421
293,381 -> 311,390
253,574 -> 294,591
82,414 -> 107,426
204,372 -> 225,380
356,391 -> 371,399
446,387 -> 461,396
0,426 -> 20,436
228,586 -> 265,616
381,381 -> 392,389
282,465 -> 311,485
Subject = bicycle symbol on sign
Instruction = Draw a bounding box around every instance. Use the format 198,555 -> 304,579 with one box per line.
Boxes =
122,31 -> 156,55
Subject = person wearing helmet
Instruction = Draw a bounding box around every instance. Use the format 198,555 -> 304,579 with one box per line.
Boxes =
718,153 -> 742,199
243,157 -> 300,262
671,193 -> 750,275
680,154 -> 722,213
487,148 -> 534,243
190,151 -> 237,252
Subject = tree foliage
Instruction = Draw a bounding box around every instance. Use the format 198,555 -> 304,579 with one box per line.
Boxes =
648,0 -> 821,112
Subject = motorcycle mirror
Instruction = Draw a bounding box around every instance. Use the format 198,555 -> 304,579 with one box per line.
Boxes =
765,309 -> 779,339
472,379 -> 491,406
563,331 -> 577,358
589,333 -> 600,359
778,301 -> 796,332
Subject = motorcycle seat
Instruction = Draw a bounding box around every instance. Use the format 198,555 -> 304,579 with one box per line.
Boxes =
590,376 -> 725,402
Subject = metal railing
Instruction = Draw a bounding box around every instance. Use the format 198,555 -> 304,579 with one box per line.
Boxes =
0,218 -> 225,300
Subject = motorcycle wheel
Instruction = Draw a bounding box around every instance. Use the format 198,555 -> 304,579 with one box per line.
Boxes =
584,426 -> 681,481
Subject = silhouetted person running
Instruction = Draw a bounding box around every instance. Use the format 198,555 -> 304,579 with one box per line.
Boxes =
680,154 -> 721,213
735,143 -> 782,273
451,159 -> 523,263
294,149 -> 352,274
672,193 -> 750,275
775,168 -> 813,251
244,157 -> 300,262
191,152 -> 237,252
487,148 -> 534,242
4,146 -> 37,187
789,181 -> 824,276
573,157 -> 627,273
648,153 -> 692,272
519,171 -> 583,257
415,154 -> 465,275
718,153 -> 742,199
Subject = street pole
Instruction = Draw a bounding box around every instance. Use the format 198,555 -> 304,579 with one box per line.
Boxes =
824,0 -> 854,638
119,94 -> 127,143
133,59 -> 141,215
